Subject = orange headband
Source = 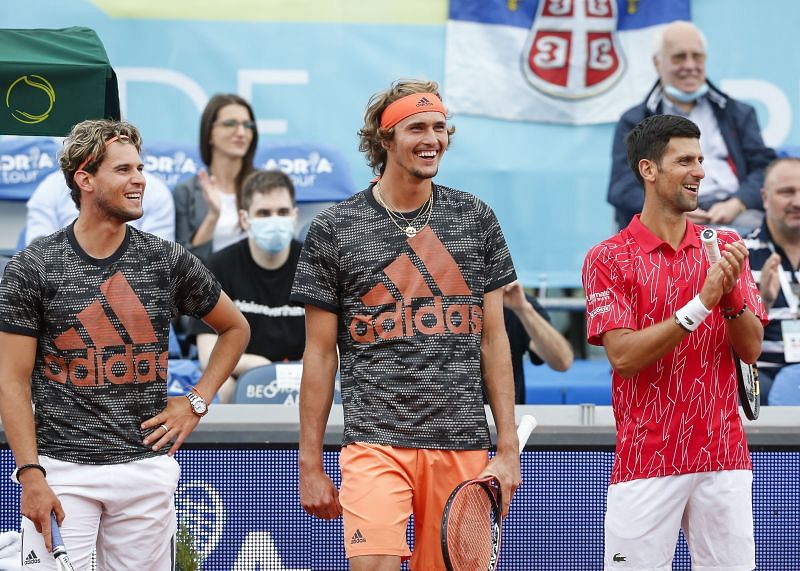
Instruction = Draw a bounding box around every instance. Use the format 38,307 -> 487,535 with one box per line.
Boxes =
380,92 -> 446,129
76,135 -> 121,172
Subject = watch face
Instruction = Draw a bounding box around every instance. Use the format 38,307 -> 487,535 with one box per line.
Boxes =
188,392 -> 208,415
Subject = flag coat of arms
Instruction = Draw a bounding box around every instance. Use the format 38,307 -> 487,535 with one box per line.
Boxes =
445,0 -> 691,124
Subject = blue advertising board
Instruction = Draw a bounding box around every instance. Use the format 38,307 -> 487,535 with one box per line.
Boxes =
1,448 -> 797,570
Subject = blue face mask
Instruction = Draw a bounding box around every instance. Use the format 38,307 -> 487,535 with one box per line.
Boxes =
249,216 -> 294,254
664,82 -> 709,104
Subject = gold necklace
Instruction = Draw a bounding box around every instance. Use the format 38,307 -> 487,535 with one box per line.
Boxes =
375,183 -> 434,238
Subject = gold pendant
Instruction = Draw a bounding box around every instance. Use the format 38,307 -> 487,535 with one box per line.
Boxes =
405,226 -> 417,238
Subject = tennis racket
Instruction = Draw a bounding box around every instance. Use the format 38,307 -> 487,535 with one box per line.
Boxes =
440,414 -> 537,571
50,513 -> 76,571
701,228 -> 760,420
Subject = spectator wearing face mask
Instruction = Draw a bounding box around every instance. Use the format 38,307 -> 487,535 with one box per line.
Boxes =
607,21 -> 775,233
192,170 -> 306,402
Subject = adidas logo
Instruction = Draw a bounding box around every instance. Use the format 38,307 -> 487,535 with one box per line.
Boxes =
349,227 -> 482,343
350,529 -> 367,544
416,96 -> 433,107
44,271 -> 168,387
25,549 -> 41,564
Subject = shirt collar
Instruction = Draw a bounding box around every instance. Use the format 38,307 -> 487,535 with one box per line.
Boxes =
627,214 -> 701,254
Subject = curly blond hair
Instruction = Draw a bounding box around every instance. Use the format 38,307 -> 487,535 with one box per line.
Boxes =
358,79 -> 455,175
59,119 -> 142,208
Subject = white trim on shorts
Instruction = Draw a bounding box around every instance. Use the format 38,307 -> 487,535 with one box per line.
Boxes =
604,470 -> 755,571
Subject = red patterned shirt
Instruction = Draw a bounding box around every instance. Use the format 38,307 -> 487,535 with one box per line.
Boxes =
583,215 -> 767,484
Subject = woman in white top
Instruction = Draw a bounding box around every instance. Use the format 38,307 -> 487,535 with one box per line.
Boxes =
174,93 -> 258,263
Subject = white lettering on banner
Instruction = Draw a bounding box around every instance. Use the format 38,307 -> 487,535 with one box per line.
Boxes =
117,67 -> 208,114
232,532 -> 310,571
116,67 -> 310,136
0,170 -> 38,184
0,153 -> 53,171
262,152 -> 334,188
143,152 -> 199,187
720,79 -> 792,148
238,69 -> 310,135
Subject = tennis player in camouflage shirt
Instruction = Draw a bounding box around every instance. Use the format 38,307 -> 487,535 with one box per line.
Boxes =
0,119 -> 249,570
292,79 -> 520,570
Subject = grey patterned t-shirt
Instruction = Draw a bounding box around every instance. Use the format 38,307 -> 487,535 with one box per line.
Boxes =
291,184 -> 516,450
0,224 -> 221,464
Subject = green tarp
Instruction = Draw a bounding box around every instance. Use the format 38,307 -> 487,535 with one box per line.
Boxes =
0,27 -> 120,136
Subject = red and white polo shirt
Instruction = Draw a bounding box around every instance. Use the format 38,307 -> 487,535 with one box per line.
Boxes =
583,215 -> 767,484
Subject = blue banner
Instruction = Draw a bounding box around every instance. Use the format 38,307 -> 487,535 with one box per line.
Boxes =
0,139 -> 355,203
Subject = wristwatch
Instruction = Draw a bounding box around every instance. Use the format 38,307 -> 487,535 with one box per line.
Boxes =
186,388 -> 209,417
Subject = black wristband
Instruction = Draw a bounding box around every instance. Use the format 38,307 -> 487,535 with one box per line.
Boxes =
15,463 -> 47,480
723,300 -> 748,320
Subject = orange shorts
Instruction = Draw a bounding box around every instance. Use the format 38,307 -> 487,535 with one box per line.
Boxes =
339,442 -> 488,571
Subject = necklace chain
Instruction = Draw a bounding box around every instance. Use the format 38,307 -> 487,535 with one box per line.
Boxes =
375,182 -> 434,238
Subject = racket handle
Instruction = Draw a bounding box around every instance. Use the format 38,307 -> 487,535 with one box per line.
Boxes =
517,414 -> 537,454
700,228 -> 722,264
50,512 -> 66,553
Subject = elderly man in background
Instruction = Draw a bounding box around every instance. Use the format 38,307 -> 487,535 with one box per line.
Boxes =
607,20 -> 775,232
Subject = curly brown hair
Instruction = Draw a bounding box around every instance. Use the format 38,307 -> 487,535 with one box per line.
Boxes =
358,79 -> 455,175
59,119 -> 143,208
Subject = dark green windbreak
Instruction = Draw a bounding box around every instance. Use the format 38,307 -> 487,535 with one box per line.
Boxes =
0,27 -> 120,136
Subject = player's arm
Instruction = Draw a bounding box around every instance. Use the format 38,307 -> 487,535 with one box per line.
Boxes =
479,287 -> 520,517
0,332 -> 63,550
503,281 -> 573,371
196,332 -> 270,376
143,291 -> 249,454
603,260 -> 732,378
298,304 -> 341,520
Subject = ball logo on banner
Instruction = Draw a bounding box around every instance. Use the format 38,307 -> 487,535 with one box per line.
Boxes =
521,0 -> 625,99
5,74 -> 56,125
175,480 -> 225,561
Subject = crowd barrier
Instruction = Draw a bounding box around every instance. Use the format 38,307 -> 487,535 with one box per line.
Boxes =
1,406 -> 798,570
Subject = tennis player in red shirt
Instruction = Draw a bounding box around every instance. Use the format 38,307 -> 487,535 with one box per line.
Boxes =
583,114 -> 766,570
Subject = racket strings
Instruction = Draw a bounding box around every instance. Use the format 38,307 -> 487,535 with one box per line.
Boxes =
445,483 -> 498,570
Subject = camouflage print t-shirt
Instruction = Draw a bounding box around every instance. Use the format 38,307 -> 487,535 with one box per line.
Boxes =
0,224 -> 221,464
291,184 -> 516,450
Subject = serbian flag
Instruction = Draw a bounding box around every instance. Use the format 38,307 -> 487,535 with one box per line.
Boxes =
444,0 -> 691,124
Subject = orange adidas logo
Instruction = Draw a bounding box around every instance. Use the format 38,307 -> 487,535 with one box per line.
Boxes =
349,227 -> 482,343
44,271 -> 167,387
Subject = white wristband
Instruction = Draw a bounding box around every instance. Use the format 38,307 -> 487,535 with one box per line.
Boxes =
674,295 -> 711,332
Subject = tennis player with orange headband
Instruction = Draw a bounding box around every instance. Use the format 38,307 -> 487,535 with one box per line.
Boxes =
292,79 -> 520,570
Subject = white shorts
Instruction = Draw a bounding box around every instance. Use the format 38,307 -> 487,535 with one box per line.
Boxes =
604,470 -> 755,571
20,455 -> 180,571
